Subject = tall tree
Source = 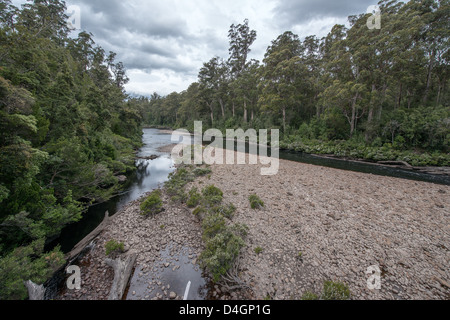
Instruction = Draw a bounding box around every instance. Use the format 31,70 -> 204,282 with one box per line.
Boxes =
259,31 -> 305,133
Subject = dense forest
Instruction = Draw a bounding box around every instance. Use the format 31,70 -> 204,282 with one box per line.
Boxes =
145,0 -> 449,166
0,0 -> 145,299
0,0 -> 448,301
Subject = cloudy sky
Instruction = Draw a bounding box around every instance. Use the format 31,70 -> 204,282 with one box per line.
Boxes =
13,0 -> 376,96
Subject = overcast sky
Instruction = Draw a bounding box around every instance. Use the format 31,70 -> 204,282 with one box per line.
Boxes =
12,0 -> 376,96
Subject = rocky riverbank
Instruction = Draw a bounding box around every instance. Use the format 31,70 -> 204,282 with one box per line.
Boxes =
187,151 -> 449,300
58,147 -> 449,300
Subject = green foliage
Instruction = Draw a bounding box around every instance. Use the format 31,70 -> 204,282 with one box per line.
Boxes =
187,182 -> 248,283
140,189 -> 163,217
199,227 -> 247,282
105,239 -> 125,257
141,2 -> 448,167
0,239 -> 65,300
210,203 -> 236,220
254,247 -> 264,255
301,291 -> 319,300
302,280 -> 351,301
0,0 -> 146,299
202,185 -> 224,206
322,281 -> 351,300
165,166 -> 195,203
201,213 -> 227,241
193,206 -> 206,217
187,188 -> 202,208
249,194 -> 265,210
193,167 -> 212,177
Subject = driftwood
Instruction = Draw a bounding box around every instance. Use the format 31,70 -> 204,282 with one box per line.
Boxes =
105,253 -> 138,300
378,160 -> 412,167
24,280 -> 45,300
66,211 -> 112,263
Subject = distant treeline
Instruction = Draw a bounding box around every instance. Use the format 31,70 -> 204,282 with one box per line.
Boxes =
143,0 -> 449,165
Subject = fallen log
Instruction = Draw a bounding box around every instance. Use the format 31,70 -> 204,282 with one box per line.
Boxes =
377,160 -> 412,168
105,253 -> 138,300
24,280 -> 45,300
66,211 -> 112,263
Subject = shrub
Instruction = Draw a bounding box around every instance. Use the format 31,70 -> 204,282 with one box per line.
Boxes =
140,189 -> 163,217
321,281 -> 351,300
165,166 -> 194,202
254,247 -> 263,255
210,203 -> 236,220
249,194 -> 264,210
301,291 -> 319,300
193,167 -> 212,177
105,239 -> 125,257
193,206 -> 206,217
300,281 -> 350,300
199,229 -> 246,282
202,185 -> 224,206
201,213 -> 227,241
187,188 -> 202,208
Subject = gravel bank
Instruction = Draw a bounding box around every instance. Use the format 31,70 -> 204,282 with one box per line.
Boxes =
59,149 -> 449,300
185,151 -> 449,300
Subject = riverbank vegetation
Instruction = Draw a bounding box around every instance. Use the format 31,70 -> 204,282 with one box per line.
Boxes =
163,163 -> 248,284
142,0 -> 449,166
0,0 -> 144,299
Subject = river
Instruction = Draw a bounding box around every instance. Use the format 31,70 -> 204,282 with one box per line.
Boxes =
48,128 -> 448,300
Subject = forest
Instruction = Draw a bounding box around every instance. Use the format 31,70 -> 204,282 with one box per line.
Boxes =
144,0 -> 449,167
0,0 -> 145,299
0,0 -> 448,301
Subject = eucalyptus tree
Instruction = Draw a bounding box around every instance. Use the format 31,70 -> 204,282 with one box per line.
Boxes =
198,57 -> 221,125
228,19 -> 257,122
259,31 -> 306,133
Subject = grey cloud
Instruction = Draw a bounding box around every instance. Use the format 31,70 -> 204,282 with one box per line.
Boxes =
273,0 -> 376,27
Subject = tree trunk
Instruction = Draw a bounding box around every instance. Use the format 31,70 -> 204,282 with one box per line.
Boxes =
377,84 -> 387,121
243,99 -> 248,123
423,51 -> 435,104
219,98 -> 225,119
349,93 -> 359,138
24,280 -> 45,300
397,83 -> 403,109
106,253 -> 138,300
282,106 -> 286,133
232,101 -> 235,117
407,89 -> 412,109
365,84 -> 376,143
208,102 -> 214,126
66,211 -> 112,263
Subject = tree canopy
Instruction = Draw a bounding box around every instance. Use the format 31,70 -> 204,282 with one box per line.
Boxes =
0,0 -> 144,299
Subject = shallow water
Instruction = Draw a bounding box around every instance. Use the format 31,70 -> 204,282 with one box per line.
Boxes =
125,243 -> 208,300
